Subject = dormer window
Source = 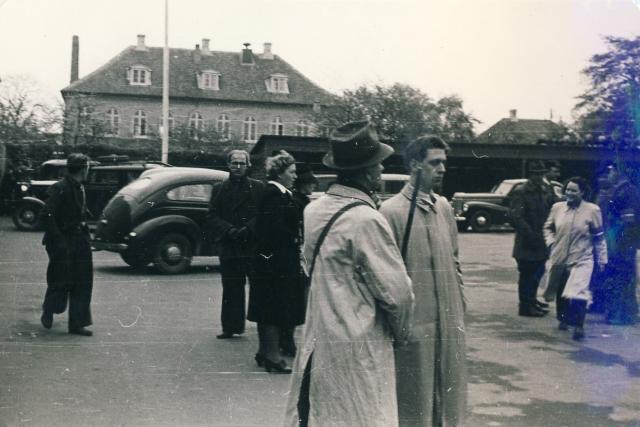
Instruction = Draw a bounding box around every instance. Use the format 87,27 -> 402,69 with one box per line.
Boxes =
198,70 -> 220,90
127,65 -> 151,86
266,73 -> 289,94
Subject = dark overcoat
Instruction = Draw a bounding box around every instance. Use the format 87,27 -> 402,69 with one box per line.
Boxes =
248,183 -> 305,327
206,176 -> 265,259
509,180 -> 556,261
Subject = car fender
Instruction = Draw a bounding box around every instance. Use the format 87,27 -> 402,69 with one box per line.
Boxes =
131,215 -> 202,251
464,201 -> 508,214
16,197 -> 46,208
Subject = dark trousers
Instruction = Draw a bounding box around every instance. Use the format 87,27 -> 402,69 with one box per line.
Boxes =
555,267 -> 587,327
219,256 -> 253,334
516,259 -> 546,306
604,252 -> 638,324
43,236 -> 93,330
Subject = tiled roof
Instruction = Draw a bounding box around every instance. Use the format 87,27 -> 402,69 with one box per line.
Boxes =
475,118 -> 564,145
61,46 -> 334,106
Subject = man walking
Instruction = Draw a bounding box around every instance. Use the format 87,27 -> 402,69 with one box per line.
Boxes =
284,121 -> 414,427
510,161 -> 556,317
207,150 -> 265,339
380,135 -> 467,426
40,153 -> 94,336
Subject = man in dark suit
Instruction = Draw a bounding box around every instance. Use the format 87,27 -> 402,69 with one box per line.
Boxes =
40,153 -> 94,336
207,150 -> 265,339
510,160 -> 556,317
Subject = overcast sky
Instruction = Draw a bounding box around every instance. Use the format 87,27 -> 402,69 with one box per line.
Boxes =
1,0 -> 640,132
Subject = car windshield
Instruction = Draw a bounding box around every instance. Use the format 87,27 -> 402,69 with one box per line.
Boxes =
493,181 -> 515,195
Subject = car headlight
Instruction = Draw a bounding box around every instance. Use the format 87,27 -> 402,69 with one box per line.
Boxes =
20,184 -> 29,192
462,203 -> 469,212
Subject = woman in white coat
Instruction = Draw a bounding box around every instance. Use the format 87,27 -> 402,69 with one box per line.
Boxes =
544,176 -> 607,340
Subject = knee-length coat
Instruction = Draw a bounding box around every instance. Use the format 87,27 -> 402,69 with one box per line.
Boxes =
380,185 -> 467,427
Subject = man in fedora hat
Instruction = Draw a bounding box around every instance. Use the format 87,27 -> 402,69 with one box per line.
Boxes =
284,121 -> 414,427
509,160 -> 557,317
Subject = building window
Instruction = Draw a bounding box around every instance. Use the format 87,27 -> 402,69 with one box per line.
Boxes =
133,110 -> 147,137
106,108 -> 119,136
217,114 -> 230,139
271,116 -> 284,135
243,116 -> 257,142
319,125 -> 333,138
189,112 -> 204,139
79,106 -> 94,135
198,70 -> 220,90
296,119 -> 309,137
265,73 -> 289,94
127,65 -> 152,86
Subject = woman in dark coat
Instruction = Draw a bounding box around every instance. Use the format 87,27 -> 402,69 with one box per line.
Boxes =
249,151 -> 304,373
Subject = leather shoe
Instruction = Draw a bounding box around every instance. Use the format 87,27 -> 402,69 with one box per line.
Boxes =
69,327 -> 93,336
535,300 -> 550,310
216,332 -> 240,339
518,305 -> 547,317
572,327 -> 585,341
41,311 -> 53,329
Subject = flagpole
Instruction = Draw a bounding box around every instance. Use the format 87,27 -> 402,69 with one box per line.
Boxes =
161,0 -> 169,163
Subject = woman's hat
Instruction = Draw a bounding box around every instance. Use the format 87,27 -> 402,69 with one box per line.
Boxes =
322,121 -> 394,170
295,163 -> 318,185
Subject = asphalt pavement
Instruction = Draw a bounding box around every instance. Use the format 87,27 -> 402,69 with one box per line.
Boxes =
0,216 -> 639,426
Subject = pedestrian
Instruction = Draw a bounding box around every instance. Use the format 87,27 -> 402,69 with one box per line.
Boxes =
278,163 -> 317,358
249,150 -> 305,373
207,149 -> 265,339
544,177 -> 607,340
40,153 -> 94,336
283,121 -> 414,427
380,135 -> 467,426
603,164 -> 640,325
544,160 -> 563,200
509,160 -> 556,317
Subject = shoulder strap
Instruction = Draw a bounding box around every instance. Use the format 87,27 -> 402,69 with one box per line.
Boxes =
307,201 -> 367,282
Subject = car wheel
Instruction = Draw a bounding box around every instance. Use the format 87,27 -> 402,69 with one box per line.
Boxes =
469,210 -> 491,232
120,249 -> 150,269
12,204 -> 43,231
153,232 -> 193,274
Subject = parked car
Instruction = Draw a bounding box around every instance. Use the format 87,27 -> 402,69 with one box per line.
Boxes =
450,178 -> 527,232
311,173 -> 410,201
11,156 -> 168,231
92,167 -> 229,274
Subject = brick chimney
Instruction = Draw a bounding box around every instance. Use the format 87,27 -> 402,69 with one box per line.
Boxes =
201,38 -> 211,55
241,43 -> 254,65
193,44 -> 201,63
70,35 -> 79,83
509,109 -> 518,122
261,42 -> 274,60
136,34 -> 147,51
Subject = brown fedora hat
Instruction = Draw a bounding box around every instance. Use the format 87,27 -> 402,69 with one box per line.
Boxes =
322,121 -> 394,170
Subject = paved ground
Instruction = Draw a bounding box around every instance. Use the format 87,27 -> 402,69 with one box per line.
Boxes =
0,216 -> 639,426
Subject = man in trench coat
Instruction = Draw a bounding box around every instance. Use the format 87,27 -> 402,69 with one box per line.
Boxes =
40,153 -> 94,336
283,121 -> 414,427
380,135 -> 467,426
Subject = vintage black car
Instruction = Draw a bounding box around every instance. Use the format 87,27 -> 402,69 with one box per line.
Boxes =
450,179 -> 527,232
92,167 -> 229,274
311,173 -> 410,201
11,157 -> 167,231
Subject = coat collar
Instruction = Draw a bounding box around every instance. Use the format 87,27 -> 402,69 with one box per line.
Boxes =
400,183 -> 437,212
326,184 -> 377,208
269,180 -> 292,195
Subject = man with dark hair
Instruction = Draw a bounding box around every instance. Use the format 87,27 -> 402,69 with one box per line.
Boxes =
380,135 -> 467,426
284,121 -> 414,427
544,160 -> 563,200
510,160 -> 556,317
207,149 -> 265,339
40,153 -> 94,336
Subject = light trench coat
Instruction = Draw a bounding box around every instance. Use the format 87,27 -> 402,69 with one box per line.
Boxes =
380,185 -> 467,427
283,184 -> 414,427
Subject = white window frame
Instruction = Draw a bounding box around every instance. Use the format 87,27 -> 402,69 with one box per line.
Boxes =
189,112 -> 204,139
296,119 -> 309,137
79,106 -> 94,135
217,114 -> 230,139
106,108 -> 119,136
198,70 -> 221,91
243,116 -> 257,142
127,65 -> 152,86
266,73 -> 289,94
132,110 -> 147,137
271,116 -> 284,135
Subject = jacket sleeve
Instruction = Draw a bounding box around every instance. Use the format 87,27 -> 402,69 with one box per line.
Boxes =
353,210 -> 414,342
590,205 -> 608,265
206,182 -> 233,237
509,187 -> 535,240
543,203 -> 558,248
41,183 -> 65,245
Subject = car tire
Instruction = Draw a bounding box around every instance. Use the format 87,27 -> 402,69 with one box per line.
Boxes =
12,204 -> 43,231
120,249 -> 150,269
469,210 -> 491,232
153,232 -> 193,274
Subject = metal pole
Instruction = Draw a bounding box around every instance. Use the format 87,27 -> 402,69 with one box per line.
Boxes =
161,0 -> 169,163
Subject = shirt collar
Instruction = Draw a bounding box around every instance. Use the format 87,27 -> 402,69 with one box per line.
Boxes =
326,184 -> 378,208
401,183 -> 437,212
268,180 -> 291,195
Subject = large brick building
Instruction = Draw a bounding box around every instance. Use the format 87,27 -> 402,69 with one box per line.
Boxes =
61,35 -> 334,145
